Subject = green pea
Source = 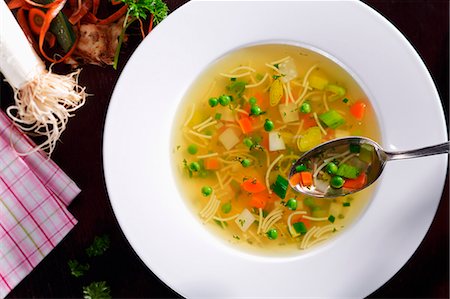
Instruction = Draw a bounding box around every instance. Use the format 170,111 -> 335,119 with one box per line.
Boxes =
218,95 -> 231,106
264,119 -> 274,132
187,144 -> 198,155
189,162 -> 201,172
241,159 -> 251,168
201,186 -> 212,196
243,138 -> 253,148
266,229 -> 278,240
221,201 -> 232,214
326,162 -> 338,175
208,97 -> 218,107
330,176 -> 345,188
300,102 -> 311,113
250,105 -> 261,116
286,198 -> 297,210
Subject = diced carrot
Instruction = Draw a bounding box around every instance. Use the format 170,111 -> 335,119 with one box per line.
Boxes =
238,117 -> 253,134
301,114 -> 317,129
241,178 -> 266,193
343,172 -> 367,189
28,8 -> 46,35
350,101 -> 366,121
299,171 -> 313,187
289,172 -> 302,187
204,157 -> 220,170
249,192 -> 268,209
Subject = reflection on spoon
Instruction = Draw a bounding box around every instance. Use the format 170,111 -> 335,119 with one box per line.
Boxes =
289,137 -> 449,198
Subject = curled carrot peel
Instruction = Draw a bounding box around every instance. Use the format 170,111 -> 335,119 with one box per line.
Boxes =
68,0 -> 92,25
97,5 -> 127,25
28,7 -> 46,34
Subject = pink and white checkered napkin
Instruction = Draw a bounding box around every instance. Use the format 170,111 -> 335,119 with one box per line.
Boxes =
0,110 -> 80,298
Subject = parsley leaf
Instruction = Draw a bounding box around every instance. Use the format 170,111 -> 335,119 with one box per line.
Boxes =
68,259 -> 90,278
114,0 -> 169,69
86,235 -> 110,257
83,281 -> 111,299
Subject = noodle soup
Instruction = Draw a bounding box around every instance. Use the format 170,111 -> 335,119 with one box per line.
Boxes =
171,44 -> 381,255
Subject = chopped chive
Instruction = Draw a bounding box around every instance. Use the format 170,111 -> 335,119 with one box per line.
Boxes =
343,202 -> 351,207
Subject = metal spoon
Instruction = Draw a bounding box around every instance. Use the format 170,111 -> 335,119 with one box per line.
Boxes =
289,137 -> 449,198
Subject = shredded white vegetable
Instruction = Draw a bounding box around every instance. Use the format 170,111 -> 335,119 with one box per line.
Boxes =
6,67 -> 87,156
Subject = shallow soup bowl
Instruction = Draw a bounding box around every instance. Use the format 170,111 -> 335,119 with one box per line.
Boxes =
103,1 -> 448,298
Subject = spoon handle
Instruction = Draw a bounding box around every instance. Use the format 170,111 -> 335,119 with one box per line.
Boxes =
385,141 -> 450,161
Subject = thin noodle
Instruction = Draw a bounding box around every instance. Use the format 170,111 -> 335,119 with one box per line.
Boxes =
265,154 -> 284,193
183,104 -> 195,127
270,56 -> 291,65
313,112 -> 327,135
246,73 -> 269,88
193,116 -> 213,130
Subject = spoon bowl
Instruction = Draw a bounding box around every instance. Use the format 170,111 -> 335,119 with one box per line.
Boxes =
289,136 -> 449,198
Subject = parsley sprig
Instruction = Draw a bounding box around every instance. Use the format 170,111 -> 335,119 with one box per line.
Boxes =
114,0 -> 169,69
83,281 -> 111,299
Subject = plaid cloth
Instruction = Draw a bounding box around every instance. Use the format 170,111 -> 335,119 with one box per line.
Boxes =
0,110 -> 79,298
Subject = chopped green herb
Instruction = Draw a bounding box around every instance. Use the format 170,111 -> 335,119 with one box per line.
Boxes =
213,219 -> 228,228
273,63 -> 280,69
83,281 -> 111,299
249,97 -> 257,105
238,219 -> 246,227
214,113 -> 222,120
342,98 -> 349,103
68,259 -> 90,278
230,77 -> 237,81
85,235 -> 110,258
328,215 -> 336,223
233,235 -> 240,240
343,202 -> 351,207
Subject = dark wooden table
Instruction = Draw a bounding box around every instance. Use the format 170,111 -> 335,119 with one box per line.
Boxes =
2,1 -> 448,298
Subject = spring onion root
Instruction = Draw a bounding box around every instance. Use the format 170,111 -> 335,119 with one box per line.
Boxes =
6,66 -> 87,156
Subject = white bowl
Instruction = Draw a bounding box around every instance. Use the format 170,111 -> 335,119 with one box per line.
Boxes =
103,1 -> 448,297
